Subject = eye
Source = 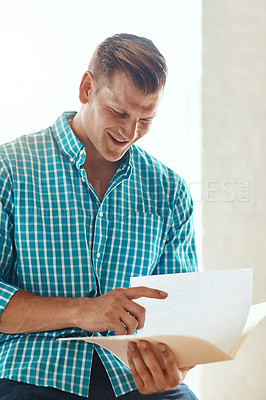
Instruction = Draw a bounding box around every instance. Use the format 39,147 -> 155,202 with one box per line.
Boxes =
111,108 -> 127,118
139,118 -> 153,125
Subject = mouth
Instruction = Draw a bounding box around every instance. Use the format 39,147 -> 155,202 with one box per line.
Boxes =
107,132 -> 129,147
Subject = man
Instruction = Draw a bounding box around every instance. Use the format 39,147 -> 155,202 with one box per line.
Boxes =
0,34 -> 198,399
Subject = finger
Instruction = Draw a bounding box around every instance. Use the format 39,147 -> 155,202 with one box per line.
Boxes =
127,344 -> 146,394
127,341 -> 154,393
125,286 -> 168,300
119,310 -> 139,335
124,300 -> 146,330
180,366 -> 195,373
179,366 -> 194,381
157,343 -> 182,387
137,340 -> 167,392
112,320 -> 128,335
108,290 -> 147,331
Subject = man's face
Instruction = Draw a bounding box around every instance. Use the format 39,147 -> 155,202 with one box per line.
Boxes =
78,71 -> 163,163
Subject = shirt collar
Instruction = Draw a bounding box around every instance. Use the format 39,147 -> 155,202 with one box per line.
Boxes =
51,111 -> 84,163
118,147 -> 133,171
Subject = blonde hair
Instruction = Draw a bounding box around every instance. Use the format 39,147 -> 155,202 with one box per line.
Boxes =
89,33 -> 167,94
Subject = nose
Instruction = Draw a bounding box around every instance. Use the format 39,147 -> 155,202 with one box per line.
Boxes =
122,119 -> 138,141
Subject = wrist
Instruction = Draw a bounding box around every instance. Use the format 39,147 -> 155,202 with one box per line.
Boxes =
70,297 -> 93,330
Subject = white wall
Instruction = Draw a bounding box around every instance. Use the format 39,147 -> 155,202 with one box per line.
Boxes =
202,1 -> 266,399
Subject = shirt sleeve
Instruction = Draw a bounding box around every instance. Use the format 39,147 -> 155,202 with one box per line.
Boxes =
0,157 -> 19,315
152,177 -> 198,275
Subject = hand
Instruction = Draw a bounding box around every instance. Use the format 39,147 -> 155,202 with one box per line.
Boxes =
75,287 -> 167,335
127,340 -> 193,395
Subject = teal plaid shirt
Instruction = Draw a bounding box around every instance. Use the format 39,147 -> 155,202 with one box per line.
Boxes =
0,112 -> 197,397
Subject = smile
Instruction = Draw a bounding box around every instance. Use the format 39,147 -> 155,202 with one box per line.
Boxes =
107,132 -> 129,146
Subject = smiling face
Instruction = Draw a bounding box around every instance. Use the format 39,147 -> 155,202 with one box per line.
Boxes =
76,71 -> 162,164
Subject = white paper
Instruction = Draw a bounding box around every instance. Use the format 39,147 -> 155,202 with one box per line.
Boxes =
229,301 -> 266,358
131,268 -> 253,353
58,268 -> 263,367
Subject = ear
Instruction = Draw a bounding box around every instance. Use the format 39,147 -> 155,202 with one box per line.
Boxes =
79,71 -> 95,104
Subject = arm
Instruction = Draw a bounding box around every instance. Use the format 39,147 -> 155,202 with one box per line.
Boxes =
0,287 -> 167,334
0,158 -> 21,328
152,177 -> 198,276
0,289 -> 79,333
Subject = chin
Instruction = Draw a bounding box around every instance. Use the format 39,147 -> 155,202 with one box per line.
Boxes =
104,150 -> 127,163
105,155 -> 124,163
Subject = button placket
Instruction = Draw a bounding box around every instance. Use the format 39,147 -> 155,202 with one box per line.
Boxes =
96,209 -> 104,259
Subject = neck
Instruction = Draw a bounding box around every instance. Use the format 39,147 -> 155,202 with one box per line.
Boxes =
68,114 -> 120,202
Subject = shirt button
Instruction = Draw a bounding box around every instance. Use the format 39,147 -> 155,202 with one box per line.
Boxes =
70,157 -> 74,163
96,252 -> 101,258
99,211 -> 103,218
80,148 -> 84,155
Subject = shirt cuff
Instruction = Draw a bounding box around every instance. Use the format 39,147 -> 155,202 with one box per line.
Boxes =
0,281 -> 20,315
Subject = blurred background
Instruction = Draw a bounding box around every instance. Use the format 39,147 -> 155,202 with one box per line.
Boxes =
0,0 -> 265,398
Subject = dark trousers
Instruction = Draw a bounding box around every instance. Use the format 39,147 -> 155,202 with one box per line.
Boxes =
0,353 -> 198,400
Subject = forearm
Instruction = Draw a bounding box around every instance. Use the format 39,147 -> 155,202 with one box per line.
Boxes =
0,286 -> 166,335
0,289 -> 82,334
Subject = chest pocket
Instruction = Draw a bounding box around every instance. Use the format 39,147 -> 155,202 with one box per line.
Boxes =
96,210 -> 168,292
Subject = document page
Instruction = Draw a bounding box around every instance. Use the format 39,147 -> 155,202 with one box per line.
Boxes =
59,268 -> 264,367
130,268 -> 253,354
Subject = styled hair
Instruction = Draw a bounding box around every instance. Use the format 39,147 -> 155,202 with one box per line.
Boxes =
88,33 -> 167,94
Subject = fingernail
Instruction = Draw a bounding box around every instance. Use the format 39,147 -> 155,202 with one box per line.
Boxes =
158,343 -> 166,352
128,342 -> 136,352
139,341 -> 147,350
160,291 -> 168,297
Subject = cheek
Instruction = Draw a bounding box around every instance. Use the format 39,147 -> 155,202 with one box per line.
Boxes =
137,125 -> 150,138
100,114 -> 118,130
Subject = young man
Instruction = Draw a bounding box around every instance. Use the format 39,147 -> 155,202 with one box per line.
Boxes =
0,34 -> 198,399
